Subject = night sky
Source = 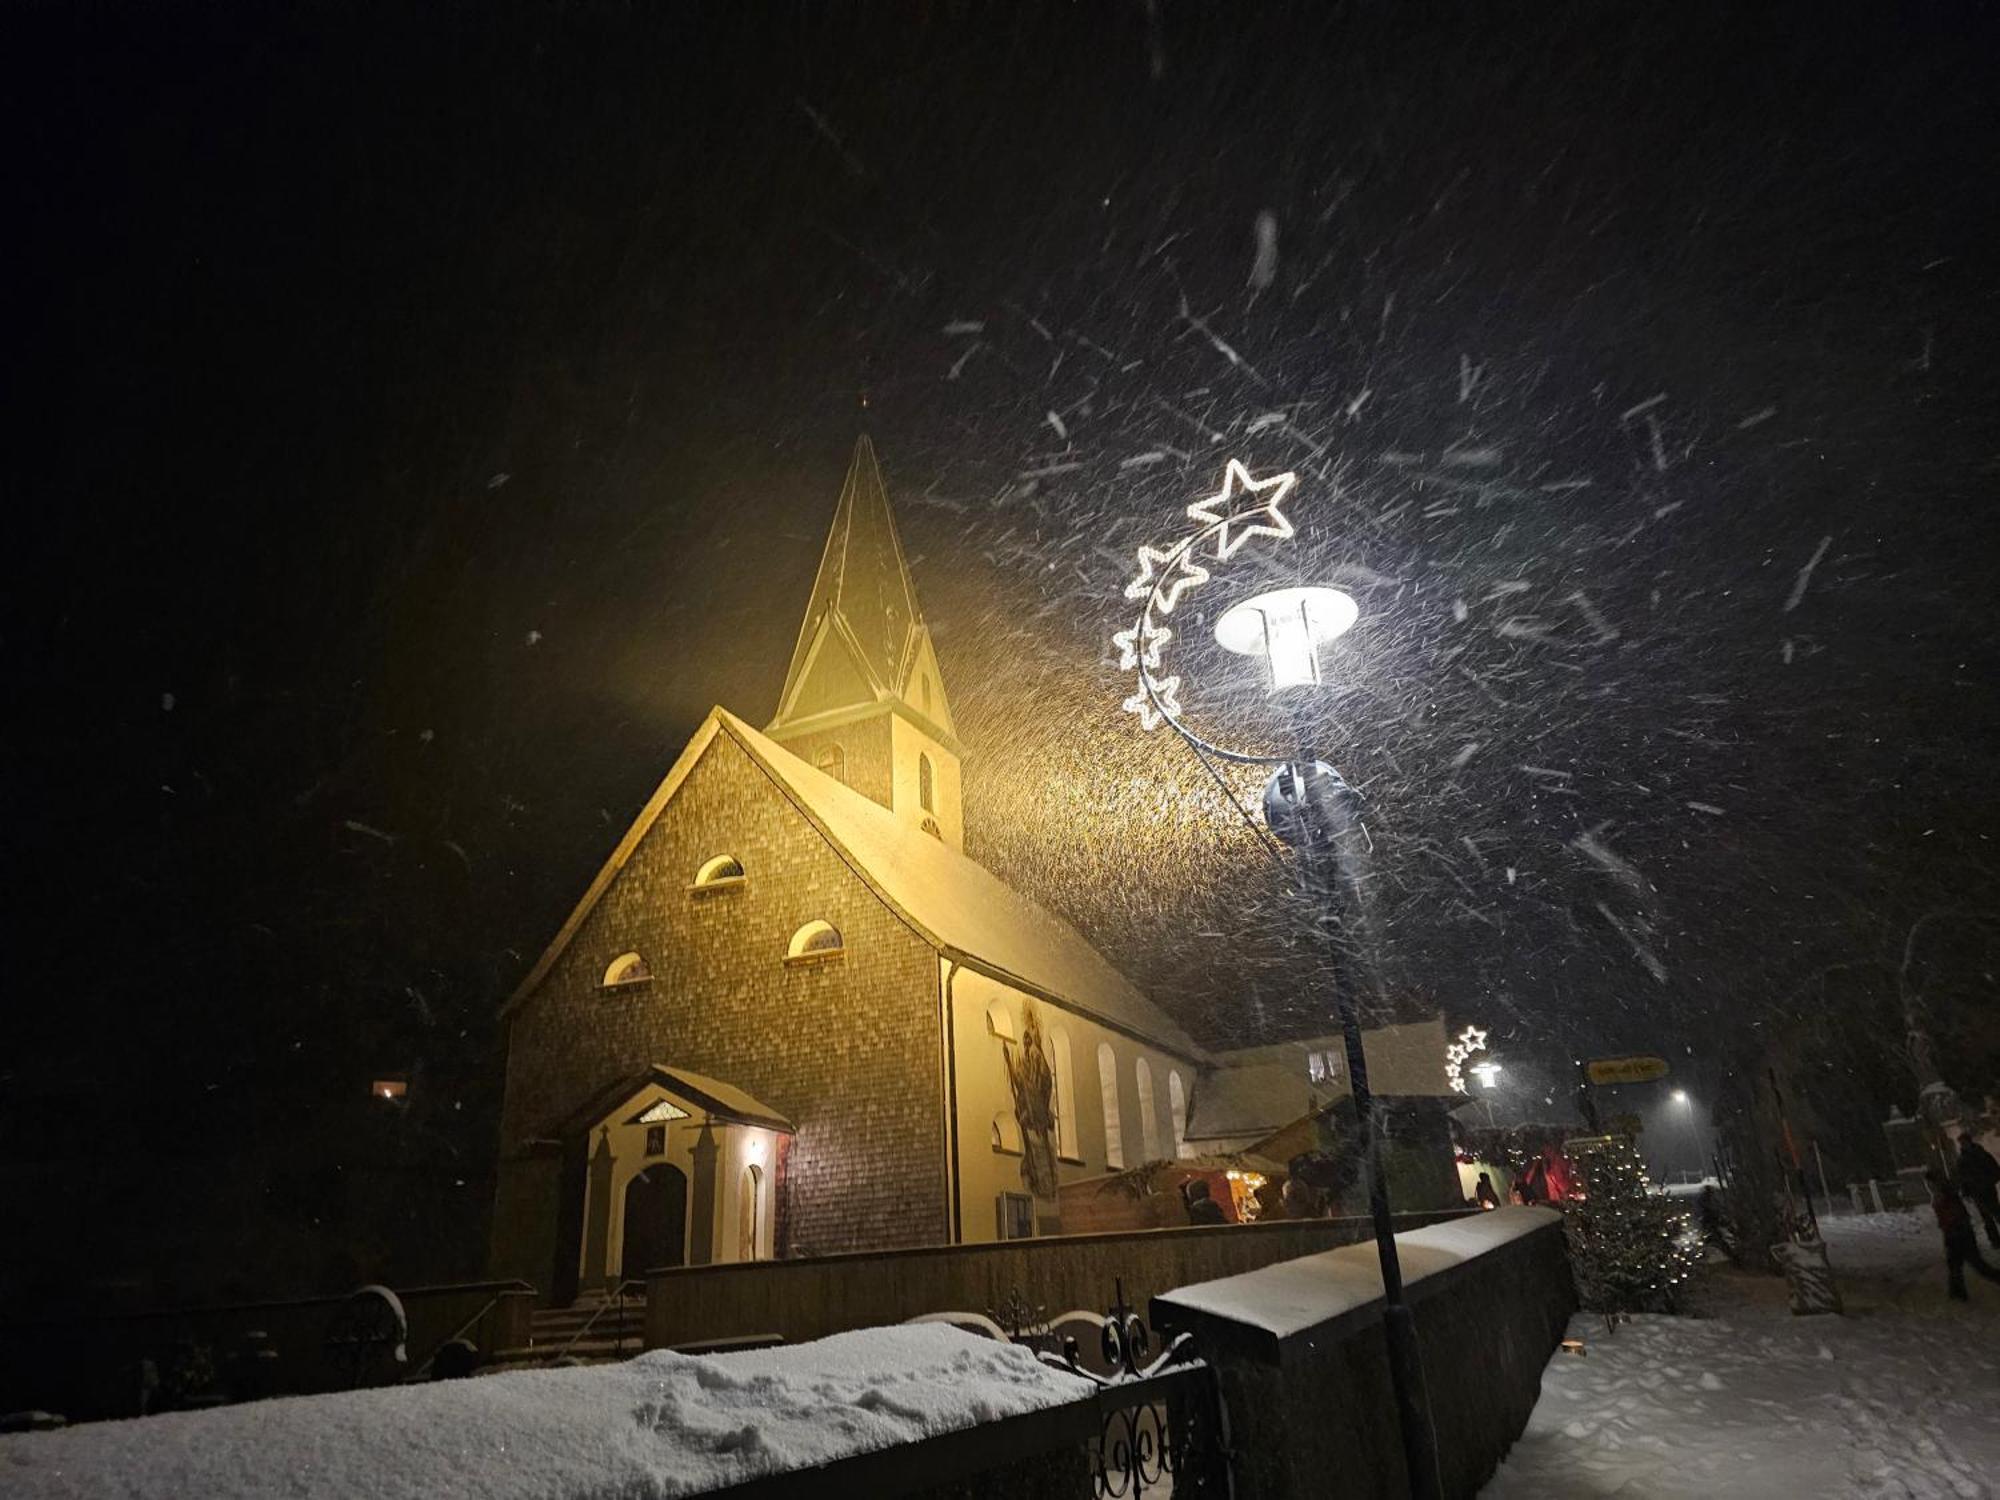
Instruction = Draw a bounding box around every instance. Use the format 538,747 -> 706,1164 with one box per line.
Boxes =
9,3 -> 1999,1292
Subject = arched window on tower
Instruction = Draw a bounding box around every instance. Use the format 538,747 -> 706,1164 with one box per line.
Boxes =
1098,1042 -> 1124,1169
1052,1027 -> 1079,1161
918,752 -> 935,813
816,744 -> 846,784
1169,1070 -> 1190,1159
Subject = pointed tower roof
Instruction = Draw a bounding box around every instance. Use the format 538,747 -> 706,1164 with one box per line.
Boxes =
775,436 -> 924,712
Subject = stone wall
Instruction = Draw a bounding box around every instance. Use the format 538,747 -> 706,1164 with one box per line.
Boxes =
492,730 -> 949,1292
643,1210 -> 1468,1349
1152,1209 -> 1575,1500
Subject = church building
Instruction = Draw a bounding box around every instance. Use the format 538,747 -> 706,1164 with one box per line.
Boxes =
489,438 -> 1450,1302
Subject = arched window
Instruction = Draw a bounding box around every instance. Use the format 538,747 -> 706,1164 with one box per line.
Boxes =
1136,1058 -> 1161,1162
786,920 -> 844,964
1098,1042 -> 1124,1169
1052,1027 -> 1079,1160
692,854 -> 746,890
738,1164 -> 762,1262
919,752 -> 935,812
990,1111 -> 1023,1154
601,952 -> 651,989
1169,1070 -> 1190,1159
920,675 -> 933,716
984,999 -> 1017,1042
816,744 -> 846,783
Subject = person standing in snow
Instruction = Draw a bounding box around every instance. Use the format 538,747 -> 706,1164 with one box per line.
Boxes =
1475,1172 -> 1499,1210
1926,1168 -> 2000,1301
1953,1131 -> 2000,1249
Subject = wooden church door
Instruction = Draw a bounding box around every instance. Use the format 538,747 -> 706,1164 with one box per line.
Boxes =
622,1163 -> 687,1280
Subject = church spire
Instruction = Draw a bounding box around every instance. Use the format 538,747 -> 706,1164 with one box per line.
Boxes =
768,437 -> 964,848
774,436 -> 922,712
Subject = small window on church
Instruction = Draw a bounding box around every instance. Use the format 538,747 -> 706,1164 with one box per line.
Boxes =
920,816 -> 942,839
786,920 -> 844,965
919,752 -> 935,813
370,1077 -> 408,1102
984,999 -> 1017,1042
644,1125 -> 666,1157
991,1111 -> 1023,1154
920,676 -> 933,715
816,744 -> 845,783
692,854 -> 746,893
602,952 -> 651,989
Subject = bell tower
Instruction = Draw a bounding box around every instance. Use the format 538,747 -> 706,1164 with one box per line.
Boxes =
767,437 -> 965,850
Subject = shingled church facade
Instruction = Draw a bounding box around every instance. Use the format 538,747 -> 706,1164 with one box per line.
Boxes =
489,439 -> 1449,1302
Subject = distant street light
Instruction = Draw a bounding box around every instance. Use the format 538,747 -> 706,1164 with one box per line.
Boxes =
1114,459 -> 1441,1500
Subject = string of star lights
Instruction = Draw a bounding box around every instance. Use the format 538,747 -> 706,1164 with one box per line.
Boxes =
1115,459 -> 1301,739
1444,1024 -> 1490,1095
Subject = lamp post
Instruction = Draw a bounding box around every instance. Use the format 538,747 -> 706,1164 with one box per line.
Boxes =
1671,1089 -> 1699,1184
1113,461 -> 1442,1500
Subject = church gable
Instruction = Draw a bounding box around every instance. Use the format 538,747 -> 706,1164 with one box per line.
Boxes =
899,629 -> 957,744
494,721 -> 950,1266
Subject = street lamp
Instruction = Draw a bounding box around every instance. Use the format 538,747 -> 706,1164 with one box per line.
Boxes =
1114,459 -> 1442,1500
1671,1090 -> 1699,1183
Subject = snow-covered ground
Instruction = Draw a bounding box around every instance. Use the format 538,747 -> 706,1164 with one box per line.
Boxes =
0,1323 -> 1090,1500
1483,1208 -> 2000,1499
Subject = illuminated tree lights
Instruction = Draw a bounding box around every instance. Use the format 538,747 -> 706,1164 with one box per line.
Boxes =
1114,458 -> 1300,730
1563,1134 -> 1702,1326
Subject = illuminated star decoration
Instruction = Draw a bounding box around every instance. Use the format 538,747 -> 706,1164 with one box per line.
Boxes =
1112,621 -> 1173,671
1113,459 -> 1301,733
1123,540 -> 1211,613
1120,674 -> 1182,731
1184,458 -> 1298,559
1444,1025 -> 1490,1095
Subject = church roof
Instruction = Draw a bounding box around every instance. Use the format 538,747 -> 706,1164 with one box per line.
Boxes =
503,706 -> 1206,1062
773,436 -> 924,717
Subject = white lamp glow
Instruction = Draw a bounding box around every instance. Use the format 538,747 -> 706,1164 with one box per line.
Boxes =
1214,586 -> 1359,690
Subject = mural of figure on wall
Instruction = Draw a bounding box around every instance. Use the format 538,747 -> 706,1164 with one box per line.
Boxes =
1006,1003 -> 1061,1205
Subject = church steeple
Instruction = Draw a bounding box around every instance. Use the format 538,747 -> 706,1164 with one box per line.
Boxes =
768,438 -> 964,848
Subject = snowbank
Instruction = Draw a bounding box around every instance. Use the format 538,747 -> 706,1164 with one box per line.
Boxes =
1157,1206 -> 1561,1339
0,1323 -> 1092,1500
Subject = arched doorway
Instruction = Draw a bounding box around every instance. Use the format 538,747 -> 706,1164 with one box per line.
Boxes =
622,1163 -> 687,1280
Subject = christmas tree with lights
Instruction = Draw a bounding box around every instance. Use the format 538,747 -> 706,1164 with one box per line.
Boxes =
1562,1134 -> 1701,1326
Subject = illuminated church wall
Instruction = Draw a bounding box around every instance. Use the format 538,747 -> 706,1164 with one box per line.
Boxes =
489,734 -> 948,1290
949,965 -> 1200,1244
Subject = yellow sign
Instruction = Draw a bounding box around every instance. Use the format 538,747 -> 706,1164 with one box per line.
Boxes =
1586,1055 -> 1671,1085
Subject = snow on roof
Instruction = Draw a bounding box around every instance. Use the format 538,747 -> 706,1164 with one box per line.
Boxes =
1184,1062 -> 1320,1142
1156,1206 -> 1561,1342
0,1323 -> 1093,1500
716,709 -> 1204,1058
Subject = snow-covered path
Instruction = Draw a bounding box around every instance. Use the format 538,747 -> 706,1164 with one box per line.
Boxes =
1483,1209 -> 2000,1498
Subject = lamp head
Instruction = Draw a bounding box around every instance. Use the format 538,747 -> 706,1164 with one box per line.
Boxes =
1214,585 -> 1358,691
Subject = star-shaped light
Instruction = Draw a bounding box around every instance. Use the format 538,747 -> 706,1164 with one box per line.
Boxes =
1185,459 -> 1298,559
1112,621 -> 1173,671
1444,1025 -> 1491,1095
1122,540 -> 1212,613
1120,674 -> 1182,731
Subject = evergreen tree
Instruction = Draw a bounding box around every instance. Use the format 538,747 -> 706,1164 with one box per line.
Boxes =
1562,1134 -> 1701,1326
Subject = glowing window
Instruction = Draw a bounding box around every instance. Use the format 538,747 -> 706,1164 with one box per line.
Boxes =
1052,1028 -> 1079,1160
787,920 -> 844,964
693,854 -> 746,890
984,999 -> 1017,1042
1169,1070 -> 1190,1159
990,1111 -> 1023,1154
1136,1058 -> 1161,1162
370,1078 -> 408,1101
602,952 -> 651,989
919,752 -> 935,812
1098,1042 -> 1124,1169
816,744 -> 846,783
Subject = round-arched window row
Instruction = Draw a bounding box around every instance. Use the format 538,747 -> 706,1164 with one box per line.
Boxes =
602,952 -> 651,989
692,854 -> 746,892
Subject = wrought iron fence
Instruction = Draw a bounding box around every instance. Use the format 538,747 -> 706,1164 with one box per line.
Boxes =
709,1282 -> 1233,1499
